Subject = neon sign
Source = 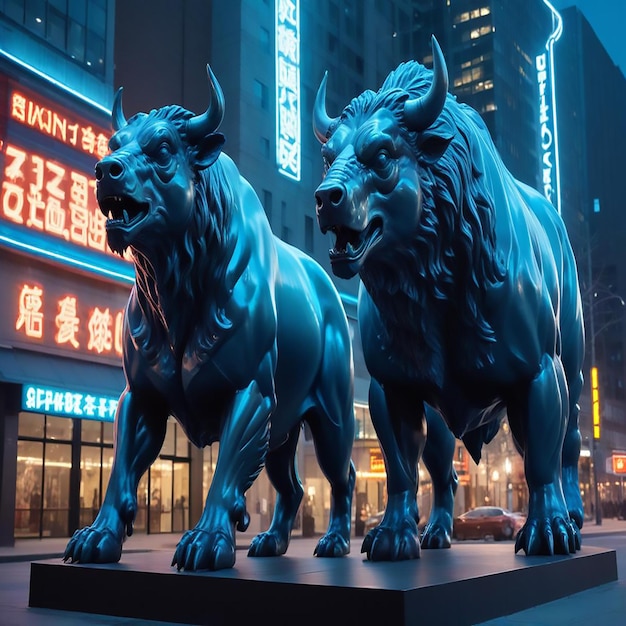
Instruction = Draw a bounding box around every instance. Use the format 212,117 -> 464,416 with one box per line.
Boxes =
0,71 -> 133,280
537,1 -> 563,213
1,143 -> 112,255
275,0 -> 301,181
0,251 -> 129,366
10,90 -> 109,159
14,282 -> 124,357
22,383 -> 118,421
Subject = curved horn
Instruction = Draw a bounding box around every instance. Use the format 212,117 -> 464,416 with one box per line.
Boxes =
112,87 -> 127,131
313,72 -> 339,144
404,35 -> 449,132
186,64 -> 225,141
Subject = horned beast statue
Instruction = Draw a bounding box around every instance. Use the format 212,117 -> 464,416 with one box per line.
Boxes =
314,37 -> 585,559
63,66 -> 356,571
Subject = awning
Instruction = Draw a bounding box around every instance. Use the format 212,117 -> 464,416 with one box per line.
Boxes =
0,348 -> 125,398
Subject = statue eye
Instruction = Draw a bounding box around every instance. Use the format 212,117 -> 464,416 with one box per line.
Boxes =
155,141 -> 172,166
375,150 -> 390,169
373,149 -> 395,179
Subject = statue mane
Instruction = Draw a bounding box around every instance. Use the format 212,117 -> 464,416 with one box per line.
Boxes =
350,62 -> 507,371
132,149 -> 236,365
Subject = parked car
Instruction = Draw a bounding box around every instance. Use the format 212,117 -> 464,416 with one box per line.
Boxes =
453,506 -> 525,541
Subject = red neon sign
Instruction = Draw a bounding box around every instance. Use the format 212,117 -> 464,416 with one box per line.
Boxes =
10,88 -> 110,159
14,282 -> 124,358
0,142 -> 128,258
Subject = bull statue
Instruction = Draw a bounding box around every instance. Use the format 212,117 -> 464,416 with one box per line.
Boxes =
314,37 -> 585,560
63,66 -> 356,571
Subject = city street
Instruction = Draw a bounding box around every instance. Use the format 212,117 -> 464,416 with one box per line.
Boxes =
0,522 -> 623,625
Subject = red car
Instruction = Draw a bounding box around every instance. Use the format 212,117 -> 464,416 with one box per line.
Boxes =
453,506 -> 525,541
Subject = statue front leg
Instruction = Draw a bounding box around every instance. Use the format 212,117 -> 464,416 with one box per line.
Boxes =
172,373 -> 274,571
361,378 -> 426,561
420,404 -> 458,549
64,389 -> 167,563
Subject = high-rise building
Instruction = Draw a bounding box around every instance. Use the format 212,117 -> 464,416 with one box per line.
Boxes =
0,0 -> 133,546
555,7 -> 626,505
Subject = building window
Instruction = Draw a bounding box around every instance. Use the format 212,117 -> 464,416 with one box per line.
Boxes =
262,189 -> 273,221
5,0 -> 108,77
305,215 -> 314,253
254,79 -> 269,110
260,136 -> 270,158
260,26 -> 270,52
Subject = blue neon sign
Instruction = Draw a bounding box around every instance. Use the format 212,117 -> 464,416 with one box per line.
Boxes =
275,0 -> 301,181
22,383 -> 118,421
537,1 -> 563,214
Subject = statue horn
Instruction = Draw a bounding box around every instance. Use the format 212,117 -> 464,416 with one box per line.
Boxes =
313,72 -> 339,144
404,35 -> 449,132
186,64 -> 225,141
112,87 -> 127,131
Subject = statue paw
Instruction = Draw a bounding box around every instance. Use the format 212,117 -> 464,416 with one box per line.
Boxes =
63,526 -> 123,564
172,528 -> 235,571
421,522 -> 452,549
314,531 -> 350,557
515,515 -> 580,556
248,531 -> 288,557
361,521 -> 420,561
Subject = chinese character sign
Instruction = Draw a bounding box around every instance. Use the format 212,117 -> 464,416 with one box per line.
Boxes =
14,281 -> 124,359
276,0 -> 301,181
1,143 -> 111,254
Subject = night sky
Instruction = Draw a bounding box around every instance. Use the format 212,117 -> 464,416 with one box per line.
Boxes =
551,0 -> 626,74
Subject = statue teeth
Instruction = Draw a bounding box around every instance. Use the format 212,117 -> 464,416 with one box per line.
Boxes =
123,209 -> 130,223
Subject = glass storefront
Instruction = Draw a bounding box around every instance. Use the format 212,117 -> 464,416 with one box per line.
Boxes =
14,411 -> 190,539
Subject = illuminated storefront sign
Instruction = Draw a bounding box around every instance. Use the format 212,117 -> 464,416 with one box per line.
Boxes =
22,383 -> 118,421
275,0 -> 301,181
537,1 -> 563,213
14,281 -> 123,358
369,448 -> 385,473
0,252 -> 128,366
0,73 -> 133,281
612,453 -> 626,475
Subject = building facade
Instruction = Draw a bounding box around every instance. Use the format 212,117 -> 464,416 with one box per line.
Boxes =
0,0 -> 194,546
555,7 -> 626,511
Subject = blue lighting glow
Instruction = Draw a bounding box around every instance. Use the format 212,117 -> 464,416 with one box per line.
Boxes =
538,1 -> 563,214
0,48 -> 111,115
0,228 -> 134,284
275,0 -> 301,181
22,383 -> 118,421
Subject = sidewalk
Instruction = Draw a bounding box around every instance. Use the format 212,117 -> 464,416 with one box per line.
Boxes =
1,517 -> 625,563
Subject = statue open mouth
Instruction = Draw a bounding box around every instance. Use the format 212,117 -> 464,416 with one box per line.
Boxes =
328,218 -> 383,265
100,196 -> 149,229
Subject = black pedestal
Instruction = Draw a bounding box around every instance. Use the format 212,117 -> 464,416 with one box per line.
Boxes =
29,539 -> 618,626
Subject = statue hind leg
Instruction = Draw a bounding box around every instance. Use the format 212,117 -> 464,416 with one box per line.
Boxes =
306,405 -> 356,557
562,370 -> 584,529
64,389 -> 167,563
420,404 -> 458,549
248,423 -> 304,557
509,353 -> 580,555
305,316 -> 356,558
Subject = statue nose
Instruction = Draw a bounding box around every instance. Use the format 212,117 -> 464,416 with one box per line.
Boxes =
95,157 -> 124,181
315,184 -> 346,232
